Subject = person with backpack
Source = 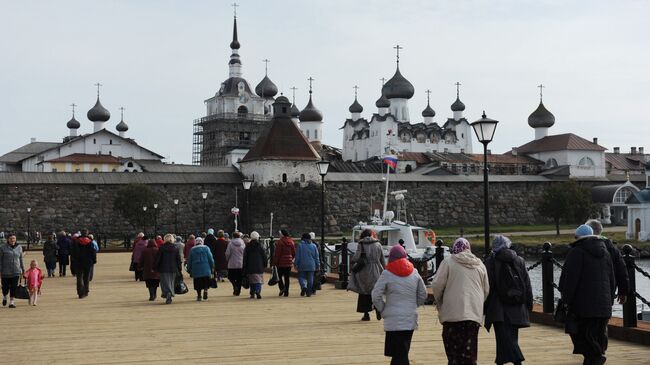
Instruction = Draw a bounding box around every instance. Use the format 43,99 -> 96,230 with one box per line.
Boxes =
431,238 -> 489,365
484,235 -> 532,365
559,225 -> 617,365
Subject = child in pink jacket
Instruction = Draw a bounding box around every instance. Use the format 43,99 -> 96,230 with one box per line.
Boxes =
24,260 -> 44,306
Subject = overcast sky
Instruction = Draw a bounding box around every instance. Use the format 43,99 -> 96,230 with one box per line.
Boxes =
2,0 -> 649,164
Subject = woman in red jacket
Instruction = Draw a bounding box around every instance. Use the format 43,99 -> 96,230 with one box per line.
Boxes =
272,229 -> 295,297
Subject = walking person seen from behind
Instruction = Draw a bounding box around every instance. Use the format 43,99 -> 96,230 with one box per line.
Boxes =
187,237 -> 215,301
131,233 -> 147,281
1,233 -> 25,308
585,219 -> 629,304
559,225 -> 617,365
225,231 -> 245,296
432,238 -> 490,365
42,233 -> 59,278
273,229 -> 296,297
155,234 -> 182,304
242,231 -> 267,299
295,233 -> 320,297
348,229 -> 385,321
71,230 -> 96,299
56,231 -> 71,277
24,259 -> 44,306
372,245 -> 427,365
139,238 -> 160,301
484,235 -> 533,365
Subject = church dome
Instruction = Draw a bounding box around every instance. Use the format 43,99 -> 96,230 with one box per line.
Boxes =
274,95 -> 290,104
422,103 -> 435,117
87,98 -> 110,122
382,67 -> 414,99
299,96 -> 323,122
116,119 -> 129,132
528,102 -> 555,128
451,97 -> 465,112
66,116 -> 80,129
349,97 -> 363,113
255,75 -> 278,98
375,94 -> 390,108
291,104 -> 301,118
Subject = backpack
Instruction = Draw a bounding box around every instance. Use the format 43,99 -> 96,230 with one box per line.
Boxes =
496,259 -> 526,305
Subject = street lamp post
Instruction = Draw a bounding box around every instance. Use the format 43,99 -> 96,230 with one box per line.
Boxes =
242,179 -> 253,233
470,111 -> 499,258
316,160 -> 330,280
26,207 -> 31,249
201,192 -> 208,233
173,199 -> 179,234
142,206 -> 147,236
153,203 -> 158,236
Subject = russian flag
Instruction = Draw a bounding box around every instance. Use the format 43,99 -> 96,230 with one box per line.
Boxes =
383,154 -> 398,169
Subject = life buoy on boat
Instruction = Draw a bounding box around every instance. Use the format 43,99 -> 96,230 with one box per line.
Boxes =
424,230 -> 436,244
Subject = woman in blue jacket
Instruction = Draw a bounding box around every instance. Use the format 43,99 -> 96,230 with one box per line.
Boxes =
187,239 -> 215,302
295,233 -> 320,297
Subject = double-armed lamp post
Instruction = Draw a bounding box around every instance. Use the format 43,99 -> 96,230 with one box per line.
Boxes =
470,111 -> 499,258
316,160 -> 330,274
242,179 -> 253,233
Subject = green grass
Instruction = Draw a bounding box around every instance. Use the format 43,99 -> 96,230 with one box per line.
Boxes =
434,224 -> 576,236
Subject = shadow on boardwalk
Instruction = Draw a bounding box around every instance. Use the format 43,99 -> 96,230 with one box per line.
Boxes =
4,252 -> 650,365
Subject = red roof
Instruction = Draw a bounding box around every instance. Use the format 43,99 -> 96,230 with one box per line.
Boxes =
515,133 -> 606,154
240,116 -> 320,162
467,154 -> 542,165
44,153 -> 121,164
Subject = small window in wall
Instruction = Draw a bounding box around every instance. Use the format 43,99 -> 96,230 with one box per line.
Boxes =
127,162 -> 134,167
239,132 -> 251,141
112,168 -> 116,172
300,174 -> 305,182
306,130 -> 310,139
405,165 -> 412,173
315,130 -> 318,139
282,173 -> 288,183
579,156 -> 594,167
237,105 -> 248,118
93,138 -> 96,144
93,168 -> 99,172
545,158 -> 558,169
52,168 -> 57,172
108,151 -> 112,155
75,168 -> 80,172
109,139 -> 112,145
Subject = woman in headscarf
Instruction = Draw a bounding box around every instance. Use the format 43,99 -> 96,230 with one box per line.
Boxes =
372,245 -> 428,365
139,238 -> 160,301
348,229 -> 385,321
432,238 -> 489,365
155,234 -> 182,304
484,235 -> 532,365
187,235 -> 214,301
242,231 -> 267,299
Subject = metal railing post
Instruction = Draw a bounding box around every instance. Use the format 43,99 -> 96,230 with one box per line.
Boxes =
542,242 -> 554,314
622,244 -> 637,328
336,237 -> 348,289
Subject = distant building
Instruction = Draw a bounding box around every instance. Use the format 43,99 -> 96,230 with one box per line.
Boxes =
626,162 -> 650,240
606,146 -> 649,176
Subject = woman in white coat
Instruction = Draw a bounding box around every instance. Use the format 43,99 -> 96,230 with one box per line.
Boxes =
372,245 -> 427,365
432,238 -> 490,365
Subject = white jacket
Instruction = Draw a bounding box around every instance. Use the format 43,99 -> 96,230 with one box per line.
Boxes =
431,251 -> 490,325
372,265 -> 428,331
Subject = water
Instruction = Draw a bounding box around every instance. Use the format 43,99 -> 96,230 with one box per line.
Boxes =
525,259 -> 650,318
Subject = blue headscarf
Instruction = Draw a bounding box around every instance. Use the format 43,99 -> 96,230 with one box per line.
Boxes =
492,235 -> 512,253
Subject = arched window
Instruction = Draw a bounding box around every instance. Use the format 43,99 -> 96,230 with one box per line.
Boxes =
306,130 -> 310,139
127,162 -> 134,167
237,105 -> 248,118
93,168 -> 99,172
282,173 -> 288,183
545,158 -> 558,169
405,165 -> 412,173
300,174 -> 305,182
579,156 -> 594,167
112,168 -> 116,172
614,188 -> 635,204
93,138 -> 96,144
314,130 -> 318,139
109,139 -> 112,145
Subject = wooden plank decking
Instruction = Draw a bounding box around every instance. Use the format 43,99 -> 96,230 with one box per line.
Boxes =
4,252 -> 650,365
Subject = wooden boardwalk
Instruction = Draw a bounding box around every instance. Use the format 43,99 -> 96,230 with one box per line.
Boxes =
5,252 -> 650,365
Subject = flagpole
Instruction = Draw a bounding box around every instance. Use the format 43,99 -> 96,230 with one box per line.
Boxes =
383,162 -> 390,222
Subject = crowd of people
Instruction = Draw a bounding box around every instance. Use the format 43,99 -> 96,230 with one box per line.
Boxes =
0,218 -> 631,365
128,228 -> 321,303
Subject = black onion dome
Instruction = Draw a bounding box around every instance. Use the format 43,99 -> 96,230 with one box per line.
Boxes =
299,96 -> 323,122
116,119 -> 128,132
527,102 -> 555,128
349,97 -> 363,113
87,98 -> 110,122
451,97 -> 465,112
375,94 -> 390,108
255,75 -> 278,98
422,103 -> 435,117
291,104 -> 300,117
66,116 -> 80,129
382,66 -> 415,99
230,17 -> 240,49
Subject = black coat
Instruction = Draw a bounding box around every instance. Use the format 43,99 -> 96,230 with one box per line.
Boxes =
243,240 -> 267,275
484,249 -> 533,330
559,236 -> 616,319
71,237 -> 96,271
155,242 -> 182,274
603,238 -> 629,296
155,242 -> 182,272
204,234 -> 218,265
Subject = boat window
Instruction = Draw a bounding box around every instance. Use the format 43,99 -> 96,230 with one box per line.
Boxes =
412,229 -> 420,246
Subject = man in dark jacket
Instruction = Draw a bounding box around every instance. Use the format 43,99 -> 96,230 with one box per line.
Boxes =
559,225 -> 616,365
204,229 -> 219,274
71,230 -> 97,299
57,232 -> 71,277
586,219 -> 629,303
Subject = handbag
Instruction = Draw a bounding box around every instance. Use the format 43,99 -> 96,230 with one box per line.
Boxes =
553,298 -> 568,323
16,277 -> 30,300
351,243 -> 367,274
268,266 -> 279,286
241,274 -> 250,289
209,273 -> 218,289
129,262 -> 136,272
174,276 -> 189,295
